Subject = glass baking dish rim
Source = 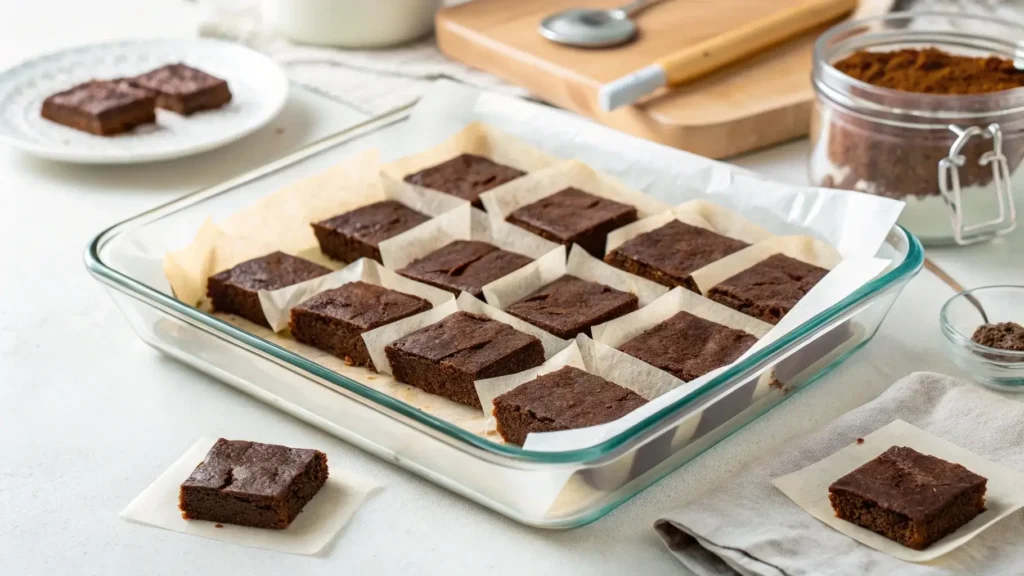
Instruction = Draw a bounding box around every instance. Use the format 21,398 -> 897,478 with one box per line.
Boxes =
83,120 -> 925,466
813,11 -> 1024,124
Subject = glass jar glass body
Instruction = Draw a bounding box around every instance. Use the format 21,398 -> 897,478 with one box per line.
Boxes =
809,12 -> 1024,245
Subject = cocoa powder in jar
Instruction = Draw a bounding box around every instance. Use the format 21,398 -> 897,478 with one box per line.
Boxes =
823,48 -> 1024,198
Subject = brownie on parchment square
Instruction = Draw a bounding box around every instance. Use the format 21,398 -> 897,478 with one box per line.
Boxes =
384,311 -> 545,407
131,63 -> 232,115
828,446 -> 987,550
706,253 -> 829,325
492,366 -> 647,445
396,240 -> 533,299
312,200 -> 430,264
618,311 -> 758,382
403,153 -> 525,208
41,79 -> 156,136
207,251 -> 331,327
289,281 -> 431,369
504,275 -> 638,339
604,220 -> 749,291
178,438 -> 329,530
505,187 -> 637,257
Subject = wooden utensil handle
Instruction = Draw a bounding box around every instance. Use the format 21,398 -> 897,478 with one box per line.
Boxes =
657,0 -> 856,86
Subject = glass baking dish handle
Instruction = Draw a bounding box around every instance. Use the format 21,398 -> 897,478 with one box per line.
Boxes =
938,123 -> 1017,245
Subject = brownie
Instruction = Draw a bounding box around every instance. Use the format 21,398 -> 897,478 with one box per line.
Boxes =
505,275 -> 638,338
130,63 -> 232,115
971,322 -> 1024,353
829,446 -> 987,550
179,438 -> 329,530
385,311 -> 545,407
492,366 -> 647,445
396,240 -> 533,299
706,253 -> 829,325
604,220 -> 749,291
207,252 -> 331,327
290,281 -> 431,369
40,79 -> 156,136
312,200 -> 430,263
506,187 -> 637,257
403,153 -> 525,208
618,311 -> 758,381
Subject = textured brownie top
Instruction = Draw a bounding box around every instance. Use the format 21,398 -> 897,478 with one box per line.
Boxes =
403,153 -> 525,204
618,311 -> 758,382
711,253 -> 828,310
44,80 -> 153,115
132,63 -> 226,95
397,240 -> 533,297
829,446 -> 987,522
971,322 -> 1024,352
505,275 -> 637,336
292,281 -> 431,330
182,439 -> 325,498
495,366 -> 647,428
211,251 -> 330,291
315,200 -> 430,246
611,220 -> 749,280
507,187 -> 636,240
388,311 -> 541,375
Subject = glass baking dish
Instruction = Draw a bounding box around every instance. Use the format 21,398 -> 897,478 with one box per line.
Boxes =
85,106 -> 923,529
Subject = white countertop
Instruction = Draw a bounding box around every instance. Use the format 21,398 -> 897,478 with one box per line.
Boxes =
2,2 -> 1022,575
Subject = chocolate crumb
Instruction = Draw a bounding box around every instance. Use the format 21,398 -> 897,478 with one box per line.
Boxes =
215,523 -> 224,528
274,127 -> 284,135
856,438 -> 864,445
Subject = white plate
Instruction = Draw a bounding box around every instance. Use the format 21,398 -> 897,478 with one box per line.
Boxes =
0,38 -> 289,164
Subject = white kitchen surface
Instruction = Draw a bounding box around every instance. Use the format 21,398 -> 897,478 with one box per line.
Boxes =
2,1 -> 1021,575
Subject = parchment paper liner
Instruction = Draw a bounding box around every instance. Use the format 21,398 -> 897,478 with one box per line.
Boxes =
378,204 -> 560,271
163,148 -> 465,309
361,292 -> 570,377
774,420 -> 1024,563
257,257 -> 455,332
381,121 -> 562,182
690,234 -> 844,296
478,159 -> 670,229
120,437 -> 381,555
481,244 -> 670,311
605,198 -> 775,255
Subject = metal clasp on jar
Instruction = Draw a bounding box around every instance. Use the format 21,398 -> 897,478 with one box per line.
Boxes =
938,124 -> 1017,245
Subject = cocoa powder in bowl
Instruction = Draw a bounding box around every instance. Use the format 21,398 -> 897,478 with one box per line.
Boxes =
823,48 -> 1024,199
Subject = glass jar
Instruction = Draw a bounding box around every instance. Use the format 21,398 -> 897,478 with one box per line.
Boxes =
810,12 -> 1024,246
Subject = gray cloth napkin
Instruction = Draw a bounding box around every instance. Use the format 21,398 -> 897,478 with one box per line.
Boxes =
655,372 -> 1024,576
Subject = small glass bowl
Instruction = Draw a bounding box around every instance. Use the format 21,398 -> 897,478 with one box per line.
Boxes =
940,285 -> 1024,391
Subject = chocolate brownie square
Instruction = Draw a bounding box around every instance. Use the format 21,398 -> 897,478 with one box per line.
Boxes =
618,311 -> 758,381
403,153 -> 525,208
207,251 -> 331,327
706,253 -> 829,324
179,438 -> 329,529
506,187 -> 637,257
312,200 -> 430,263
396,240 -> 533,299
131,63 -> 232,115
604,220 -> 749,291
40,79 -> 156,136
829,446 -> 987,550
385,311 -> 545,407
505,275 -> 638,338
492,366 -> 647,445
290,281 -> 431,369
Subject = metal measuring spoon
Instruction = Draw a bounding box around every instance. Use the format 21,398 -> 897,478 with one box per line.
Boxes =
539,0 -> 669,48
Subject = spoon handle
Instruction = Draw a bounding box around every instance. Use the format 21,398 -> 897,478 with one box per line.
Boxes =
611,0 -> 670,19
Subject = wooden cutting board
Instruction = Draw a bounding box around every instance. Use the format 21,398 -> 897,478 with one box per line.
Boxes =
436,0 -> 852,159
